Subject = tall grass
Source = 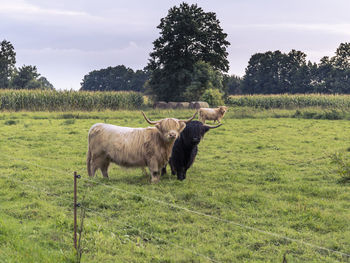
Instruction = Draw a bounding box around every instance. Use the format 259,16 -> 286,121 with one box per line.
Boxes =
0,90 -> 144,111
226,94 -> 350,109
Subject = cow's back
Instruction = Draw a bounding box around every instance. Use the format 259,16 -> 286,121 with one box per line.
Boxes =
88,123 -> 155,167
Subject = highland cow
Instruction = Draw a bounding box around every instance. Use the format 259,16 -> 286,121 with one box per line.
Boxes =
161,121 -> 222,180
198,106 -> 228,124
87,111 -> 197,183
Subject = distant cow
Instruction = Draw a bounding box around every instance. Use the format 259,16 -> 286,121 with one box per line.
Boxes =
161,121 -> 222,180
199,106 -> 228,124
87,111 -> 197,183
190,101 -> 209,109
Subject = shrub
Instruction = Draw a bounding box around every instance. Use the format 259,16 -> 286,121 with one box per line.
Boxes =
200,88 -> 224,107
226,94 -> 350,109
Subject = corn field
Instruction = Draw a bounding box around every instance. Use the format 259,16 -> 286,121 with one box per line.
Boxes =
226,94 -> 350,109
0,90 -> 144,111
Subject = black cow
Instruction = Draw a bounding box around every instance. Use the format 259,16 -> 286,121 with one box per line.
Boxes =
161,121 -> 222,180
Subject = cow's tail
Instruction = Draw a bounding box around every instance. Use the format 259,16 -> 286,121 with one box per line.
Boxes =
87,147 -> 92,177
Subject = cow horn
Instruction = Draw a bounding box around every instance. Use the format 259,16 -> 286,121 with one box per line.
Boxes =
141,111 -> 160,125
203,123 -> 222,129
179,111 -> 197,123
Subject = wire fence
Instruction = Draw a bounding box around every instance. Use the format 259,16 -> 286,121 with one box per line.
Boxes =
0,150 -> 349,261
0,171 -> 220,263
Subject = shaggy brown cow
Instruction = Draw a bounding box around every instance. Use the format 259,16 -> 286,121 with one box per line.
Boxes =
199,106 -> 228,124
86,111 -> 197,183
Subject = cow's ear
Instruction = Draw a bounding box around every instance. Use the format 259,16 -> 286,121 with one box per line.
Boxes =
155,123 -> 161,131
179,122 -> 186,133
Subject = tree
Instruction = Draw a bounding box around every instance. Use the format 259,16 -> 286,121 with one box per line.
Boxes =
224,74 -> 242,95
184,61 -> 223,101
241,50 -> 311,94
0,40 -> 16,89
37,76 -> 54,90
331,42 -> 350,70
11,65 -> 39,89
11,65 -> 54,90
80,65 -> 148,92
146,2 -> 230,101
313,43 -> 350,94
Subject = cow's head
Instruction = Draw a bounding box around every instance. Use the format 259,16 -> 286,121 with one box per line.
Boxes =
141,111 -> 197,142
180,121 -> 222,146
219,106 -> 228,115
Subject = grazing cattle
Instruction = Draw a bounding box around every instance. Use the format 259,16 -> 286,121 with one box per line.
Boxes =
189,101 -> 209,109
198,106 -> 228,124
161,121 -> 222,180
87,111 -> 197,183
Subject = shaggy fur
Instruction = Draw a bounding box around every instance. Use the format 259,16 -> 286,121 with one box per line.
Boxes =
198,106 -> 228,124
162,121 -> 222,180
87,112 -> 196,183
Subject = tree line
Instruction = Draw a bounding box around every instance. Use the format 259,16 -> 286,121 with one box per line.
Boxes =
2,2 -> 350,100
80,3 -> 350,101
0,40 -> 54,90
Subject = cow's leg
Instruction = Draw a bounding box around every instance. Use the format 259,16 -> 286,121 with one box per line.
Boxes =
170,162 -> 176,175
100,159 -> 110,178
183,170 -> 187,180
90,155 -> 98,177
90,164 -> 97,177
149,159 -> 160,183
91,154 -> 107,178
177,167 -> 186,181
161,165 -> 167,176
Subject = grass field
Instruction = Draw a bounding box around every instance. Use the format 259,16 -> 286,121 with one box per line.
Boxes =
0,109 -> 349,262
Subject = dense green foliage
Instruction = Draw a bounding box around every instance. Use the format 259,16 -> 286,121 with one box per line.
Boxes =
200,88 -> 224,107
241,43 -> 350,95
80,65 -> 148,92
224,74 -> 242,95
0,110 -> 349,262
0,90 -> 144,111
0,40 -> 54,90
11,65 -> 54,90
0,40 -> 16,89
242,50 -> 311,94
226,94 -> 350,109
146,3 -> 230,101
184,61 -> 224,101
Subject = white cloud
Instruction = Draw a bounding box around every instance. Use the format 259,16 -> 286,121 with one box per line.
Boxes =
0,1 -> 98,19
228,23 -> 350,37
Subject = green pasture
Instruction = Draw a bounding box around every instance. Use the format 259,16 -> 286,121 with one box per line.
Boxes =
0,110 -> 349,262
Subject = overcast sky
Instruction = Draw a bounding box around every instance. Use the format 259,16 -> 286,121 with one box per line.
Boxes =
1,0 -> 350,90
